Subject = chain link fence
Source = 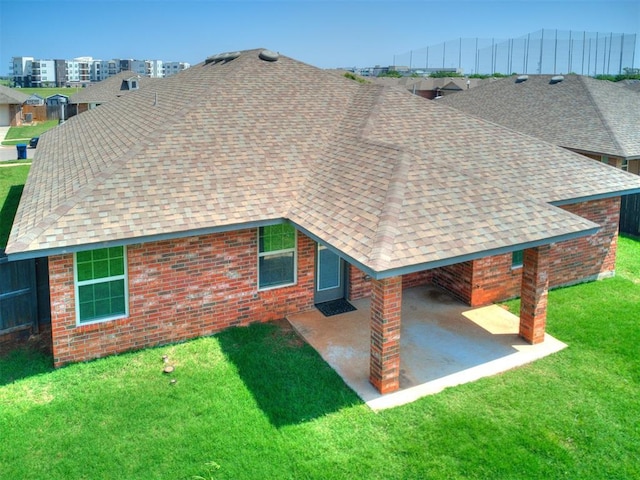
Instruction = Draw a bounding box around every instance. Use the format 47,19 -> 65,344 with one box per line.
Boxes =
393,29 -> 637,75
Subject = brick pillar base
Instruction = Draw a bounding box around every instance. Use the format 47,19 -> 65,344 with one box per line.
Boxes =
369,276 -> 402,394
519,245 -> 550,344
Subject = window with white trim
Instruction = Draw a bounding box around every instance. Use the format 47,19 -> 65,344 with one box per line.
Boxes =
75,246 -> 128,324
258,225 -> 297,290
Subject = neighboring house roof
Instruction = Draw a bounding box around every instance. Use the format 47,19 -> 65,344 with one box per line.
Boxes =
45,94 -> 69,105
0,85 -> 29,105
438,74 -> 640,160
7,49 -> 640,277
370,77 -> 492,93
617,79 -> 640,93
69,71 -> 162,104
25,94 -> 45,105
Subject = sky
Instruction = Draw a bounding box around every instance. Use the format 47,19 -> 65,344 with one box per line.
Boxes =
0,0 -> 638,75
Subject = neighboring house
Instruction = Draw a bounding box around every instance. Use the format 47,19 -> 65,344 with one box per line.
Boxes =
69,71 -> 163,114
7,49 -> 640,394
371,76 -> 492,99
438,74 -> 640,175
24,94 -> 45,106
438,74 -> 640,236
0,85 -> 29,126
617,79 -> 640,93
45,94 -> 69,107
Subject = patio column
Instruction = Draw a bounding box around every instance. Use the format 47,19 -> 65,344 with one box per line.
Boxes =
519,244 -> 550,344
369,276 -> 402,394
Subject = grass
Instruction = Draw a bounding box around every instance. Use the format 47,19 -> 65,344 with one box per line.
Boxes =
15,87 -> 82,98
0,236 -> 639,478
0,165 -> 30,248
1,120 -> 59,146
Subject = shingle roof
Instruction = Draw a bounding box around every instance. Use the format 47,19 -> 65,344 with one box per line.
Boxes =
370,76 -> 491,92
0,85 -> 29,105
7,50 -> 640,277
69,71 -> 163,104
438,74 -> 640,160
617,79 -> 640,93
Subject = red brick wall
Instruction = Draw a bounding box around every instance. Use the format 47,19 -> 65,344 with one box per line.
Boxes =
348,265 -> 372,300
469,254 -> 522,306
49,229 -> 315,366
464,197 -> 620,306
551,198 -> 620,285
432,261 -> 474,304
402,270 -> 433,289
369,276 -> 402,394
348,266 -> 432,301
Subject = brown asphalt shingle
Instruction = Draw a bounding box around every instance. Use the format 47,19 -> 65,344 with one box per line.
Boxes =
69,71 -> 163,105
0,85 -> 29,105
7,50 -> 640,276
438,74 -> 640,160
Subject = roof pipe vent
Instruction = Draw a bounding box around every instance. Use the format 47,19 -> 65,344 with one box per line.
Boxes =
515,75 -> 529,83
550,75 -> 565,84
259,50 -> 279,62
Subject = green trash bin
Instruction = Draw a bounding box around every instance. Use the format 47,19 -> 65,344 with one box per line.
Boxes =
16,144 -> 27,160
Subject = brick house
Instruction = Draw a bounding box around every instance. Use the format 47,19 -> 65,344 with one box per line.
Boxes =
438,74 -> 640,175
371,76 -> 491,99
438,74 -> 640,236
7,49 -> 640,394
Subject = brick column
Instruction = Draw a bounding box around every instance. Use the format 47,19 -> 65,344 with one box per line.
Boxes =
369,276 -> 402,394
519,245 -> 550,344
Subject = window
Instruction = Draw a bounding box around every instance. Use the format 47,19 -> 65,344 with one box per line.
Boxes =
511,250 -> 524,269
75,247 -> 128,324
258,225 -> 296,289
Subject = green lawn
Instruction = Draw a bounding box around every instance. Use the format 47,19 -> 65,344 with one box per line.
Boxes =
15,86 -> 82,98
1,120 -> 59,146
0,165 -> 30,248
0,235 -> 638,478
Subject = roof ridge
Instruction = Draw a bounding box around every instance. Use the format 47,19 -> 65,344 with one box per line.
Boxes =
580,76 -> 628,157
368,146 -> 411,271
356,84 -> 412,270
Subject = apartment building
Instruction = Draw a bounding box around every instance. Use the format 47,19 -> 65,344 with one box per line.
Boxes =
10,56 -> 190,86
162,61 -> 190,77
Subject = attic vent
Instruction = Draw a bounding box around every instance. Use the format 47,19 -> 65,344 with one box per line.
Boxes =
205,51 -> 241,64
550,75 -> 565,84
259,49 -> 279,62
515,75 -> 529,83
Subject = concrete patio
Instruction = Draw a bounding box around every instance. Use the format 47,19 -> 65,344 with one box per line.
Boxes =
288,285 -> 566,410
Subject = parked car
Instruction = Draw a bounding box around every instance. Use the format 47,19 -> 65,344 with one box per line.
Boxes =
29,137 -> 39,148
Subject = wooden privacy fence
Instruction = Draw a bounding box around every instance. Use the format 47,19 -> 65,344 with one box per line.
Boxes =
0,255 -> 50,346
21,105 -> 48,123
620,194 -> 640,237
0,256 -> 38,334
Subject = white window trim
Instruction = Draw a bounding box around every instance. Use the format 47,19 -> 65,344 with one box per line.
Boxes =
257,227 -> 297,291
74,247 -> 129,326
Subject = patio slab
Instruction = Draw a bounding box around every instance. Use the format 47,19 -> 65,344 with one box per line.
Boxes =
288,285 -> 566,410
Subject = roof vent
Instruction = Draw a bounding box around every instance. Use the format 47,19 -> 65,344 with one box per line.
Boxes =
205,51 -> 241,64
515,74 -> 529,83
259,49 -> 279,62
550,75 -> 565,84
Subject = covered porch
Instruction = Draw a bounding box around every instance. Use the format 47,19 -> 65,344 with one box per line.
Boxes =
288,283 -> 566,410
